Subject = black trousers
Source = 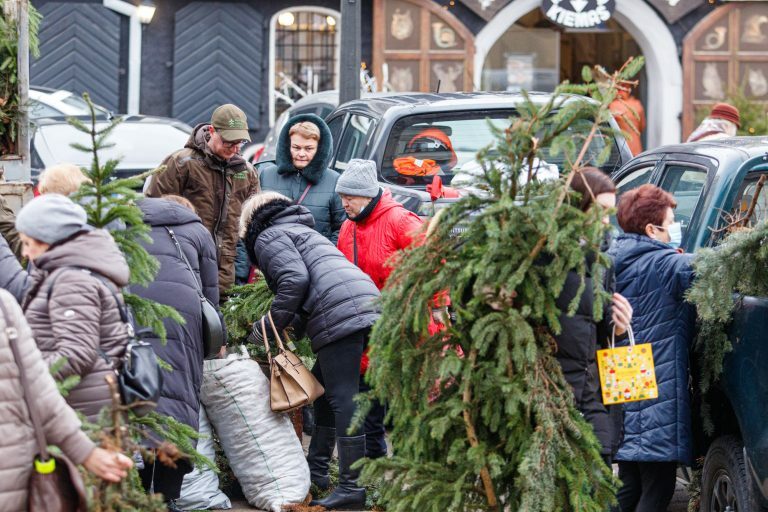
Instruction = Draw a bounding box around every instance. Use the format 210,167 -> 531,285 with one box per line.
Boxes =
139,454 -> 193,501
359,377 -> 387,459
312,329 -> 367,436
616,460 -> 677,512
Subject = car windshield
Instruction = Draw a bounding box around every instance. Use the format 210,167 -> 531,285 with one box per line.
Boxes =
34,122 -> 190,169
381,110 -> 622,187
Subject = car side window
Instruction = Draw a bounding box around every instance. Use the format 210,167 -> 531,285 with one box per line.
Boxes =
734,172 -> 768,227
334,114 -> 374,171
658,163 -> 708,234
616,164 -> 655,196
327,115 -> 345,153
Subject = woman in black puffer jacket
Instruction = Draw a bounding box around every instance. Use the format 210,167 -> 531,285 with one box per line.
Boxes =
240,192 -> 380,511
553,169 -> 633,466
132,196 -> 220,509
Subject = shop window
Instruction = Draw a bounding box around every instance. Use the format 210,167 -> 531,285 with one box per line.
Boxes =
683,4 -> 768,138
269,8 -> 340,125
373,0 -> 474,93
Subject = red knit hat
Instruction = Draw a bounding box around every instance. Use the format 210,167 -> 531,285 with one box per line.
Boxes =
710,103 -> 741,128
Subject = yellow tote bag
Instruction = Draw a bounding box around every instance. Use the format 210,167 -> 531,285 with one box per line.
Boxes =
596,326 -> 658,405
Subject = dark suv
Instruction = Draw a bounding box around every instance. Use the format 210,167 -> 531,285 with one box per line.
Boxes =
324,92 -> 633,215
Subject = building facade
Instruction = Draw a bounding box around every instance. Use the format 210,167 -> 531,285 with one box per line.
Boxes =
29,0 -> 768,147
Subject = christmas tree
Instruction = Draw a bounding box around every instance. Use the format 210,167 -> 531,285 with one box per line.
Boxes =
67,95 -> 212,510
224,279 -> 314,365
360,58 -> 645,511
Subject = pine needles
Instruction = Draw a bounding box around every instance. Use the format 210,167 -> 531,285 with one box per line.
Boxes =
361,58 -> 646,511
686,219 -> 768,434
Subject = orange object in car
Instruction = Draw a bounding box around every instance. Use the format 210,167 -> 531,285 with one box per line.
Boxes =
393,156 -> 442,176
407,128 -> 457,169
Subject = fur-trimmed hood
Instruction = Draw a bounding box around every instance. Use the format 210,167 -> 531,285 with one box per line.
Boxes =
240,193 -> 316,264
275,113 -> 333,184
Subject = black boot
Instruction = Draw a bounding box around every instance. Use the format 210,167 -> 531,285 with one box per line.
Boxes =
310,435 -> 366,510
307,426 -> 336,491
166,499 -> 184,512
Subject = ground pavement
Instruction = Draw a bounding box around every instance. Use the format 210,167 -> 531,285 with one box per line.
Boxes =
227,483 -> 691,511
229,488 -> 689,511
225,435 -> 691,511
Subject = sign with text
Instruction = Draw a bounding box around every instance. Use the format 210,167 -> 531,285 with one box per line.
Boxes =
541,0 -> 616,29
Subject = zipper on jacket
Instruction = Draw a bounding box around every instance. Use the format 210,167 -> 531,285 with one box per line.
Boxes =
212,167 -> 230,251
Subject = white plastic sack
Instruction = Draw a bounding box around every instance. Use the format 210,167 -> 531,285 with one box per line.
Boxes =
177,407 -> 232,510
201,348 -> 310,512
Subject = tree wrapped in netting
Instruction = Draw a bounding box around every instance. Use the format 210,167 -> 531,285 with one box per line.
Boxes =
361,58 -> 645,512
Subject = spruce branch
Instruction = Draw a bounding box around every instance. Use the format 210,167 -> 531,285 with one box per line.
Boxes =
461,348 -> 497,508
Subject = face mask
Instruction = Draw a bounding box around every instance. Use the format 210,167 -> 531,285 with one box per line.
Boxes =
667,222 -> 682,249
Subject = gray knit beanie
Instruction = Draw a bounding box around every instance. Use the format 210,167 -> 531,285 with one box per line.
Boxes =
15,193 -> 88,244
335,159 -> 380,198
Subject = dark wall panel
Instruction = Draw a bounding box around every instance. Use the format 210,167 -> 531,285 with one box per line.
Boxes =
171,2 -> 264,129
30,2 -> 121,112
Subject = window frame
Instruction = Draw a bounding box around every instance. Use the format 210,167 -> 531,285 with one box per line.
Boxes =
268,6 -> 341,127
656,158 -> 715,250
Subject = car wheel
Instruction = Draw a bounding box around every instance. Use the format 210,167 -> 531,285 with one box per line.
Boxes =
701,436 -> 760,512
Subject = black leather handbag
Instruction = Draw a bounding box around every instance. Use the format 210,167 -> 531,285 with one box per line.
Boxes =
117,336 -> 163,417
165,227 -> 225,359
98,282 -> 163,417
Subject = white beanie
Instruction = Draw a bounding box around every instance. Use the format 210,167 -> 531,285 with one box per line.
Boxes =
335,159 -> 380,198
15,194 -> 88,244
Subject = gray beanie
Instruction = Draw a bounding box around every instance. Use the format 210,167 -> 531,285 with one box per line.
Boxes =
16,193 -> 88,244
335,159 -> 380,198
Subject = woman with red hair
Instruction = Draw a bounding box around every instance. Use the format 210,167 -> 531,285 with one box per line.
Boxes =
608,184 -> 696,512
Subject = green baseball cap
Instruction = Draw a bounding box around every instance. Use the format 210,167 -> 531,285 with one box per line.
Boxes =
211,104 -> 251,142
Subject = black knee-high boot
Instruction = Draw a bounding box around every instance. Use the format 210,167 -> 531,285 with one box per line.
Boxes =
310,435 -> 366,510
307,426 -> 336,491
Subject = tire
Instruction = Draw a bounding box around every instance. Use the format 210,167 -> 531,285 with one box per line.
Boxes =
700,435 -> 760,512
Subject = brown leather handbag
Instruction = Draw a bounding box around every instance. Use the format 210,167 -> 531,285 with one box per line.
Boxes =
0,300 -> 88,512
261,312 -> 324,413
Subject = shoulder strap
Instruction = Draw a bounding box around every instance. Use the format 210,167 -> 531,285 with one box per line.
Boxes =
297,183 -> 312,205
0,298 -> 50,462
164,227 -> 205,298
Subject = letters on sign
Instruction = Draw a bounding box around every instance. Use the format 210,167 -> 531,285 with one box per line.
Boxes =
540,0 -> 616,29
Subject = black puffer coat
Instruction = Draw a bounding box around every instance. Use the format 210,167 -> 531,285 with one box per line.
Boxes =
133,198 -> 219,434
243,200 -> 380,352
553,252 -> 617,456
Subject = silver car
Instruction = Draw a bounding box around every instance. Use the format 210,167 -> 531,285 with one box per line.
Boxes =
30,115 -> 192,182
